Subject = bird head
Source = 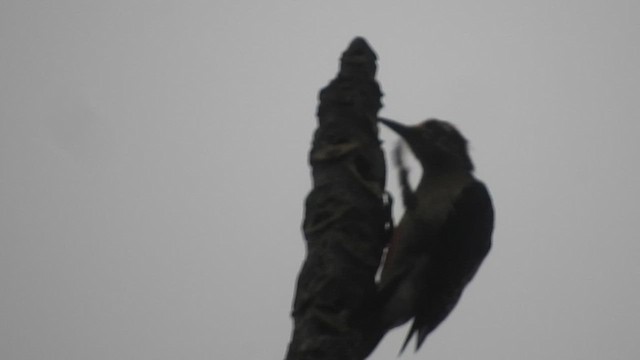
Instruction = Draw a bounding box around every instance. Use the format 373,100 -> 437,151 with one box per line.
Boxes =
379,118 -> 474,173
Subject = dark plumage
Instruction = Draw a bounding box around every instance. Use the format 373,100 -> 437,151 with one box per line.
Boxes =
377,118 -> 494,353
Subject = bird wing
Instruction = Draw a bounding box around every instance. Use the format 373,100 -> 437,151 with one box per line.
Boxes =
403,180 -> 494,353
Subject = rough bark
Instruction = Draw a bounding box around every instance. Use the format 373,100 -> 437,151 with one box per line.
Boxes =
284,38 -> 389,360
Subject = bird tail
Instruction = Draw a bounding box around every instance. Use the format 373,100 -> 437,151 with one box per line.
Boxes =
398,321 -> 433,356
398,322 -> 417,356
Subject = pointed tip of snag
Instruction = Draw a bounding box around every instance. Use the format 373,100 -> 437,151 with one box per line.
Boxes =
339,37 -> 378,78
348,37 -> 371,50
344,37 -> 377,60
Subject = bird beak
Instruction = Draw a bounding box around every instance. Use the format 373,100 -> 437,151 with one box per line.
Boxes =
378,118 -> 415,139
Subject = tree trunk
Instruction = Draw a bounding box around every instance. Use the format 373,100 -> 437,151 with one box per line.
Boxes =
284,37 -> 389,360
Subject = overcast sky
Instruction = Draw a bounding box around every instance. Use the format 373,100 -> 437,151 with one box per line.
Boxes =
2,1 -> 640,359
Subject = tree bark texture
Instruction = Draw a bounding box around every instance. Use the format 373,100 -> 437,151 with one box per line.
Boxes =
285,38 -> 389,360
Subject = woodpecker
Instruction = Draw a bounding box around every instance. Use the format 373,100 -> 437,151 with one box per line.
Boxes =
377,118 -> 494,353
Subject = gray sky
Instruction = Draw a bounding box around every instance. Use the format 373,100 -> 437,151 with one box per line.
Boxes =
2,1 -> 639,359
